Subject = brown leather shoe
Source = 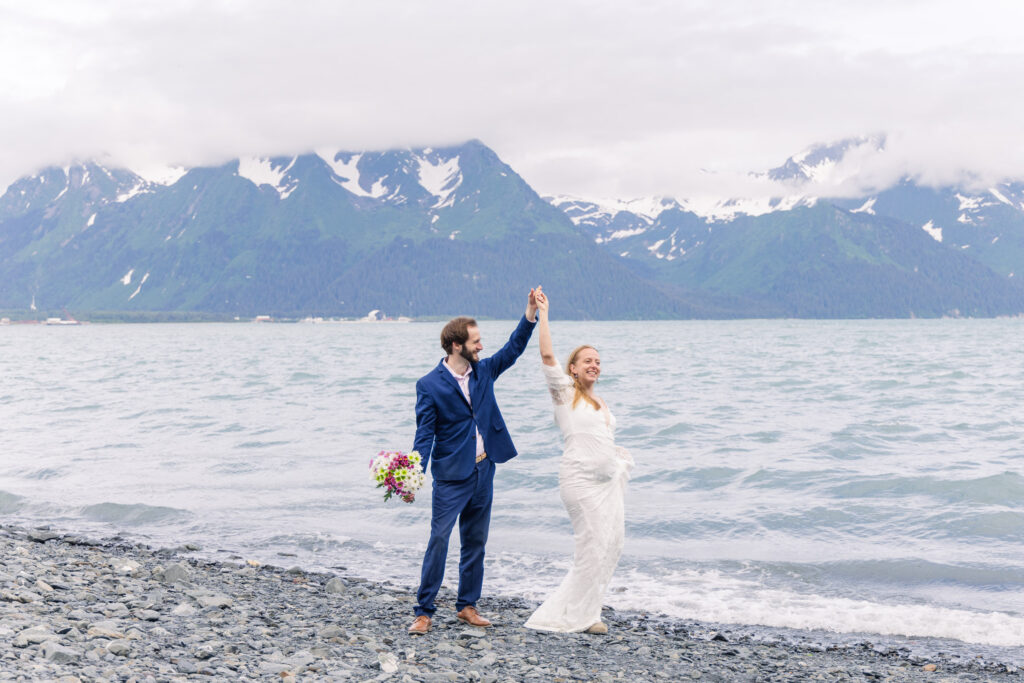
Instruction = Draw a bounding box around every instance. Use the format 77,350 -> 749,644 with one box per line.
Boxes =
456,606 -> 492,627
408,615 -> 431,635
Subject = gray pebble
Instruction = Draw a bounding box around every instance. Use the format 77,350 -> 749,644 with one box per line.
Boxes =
0,523 -> 1016,683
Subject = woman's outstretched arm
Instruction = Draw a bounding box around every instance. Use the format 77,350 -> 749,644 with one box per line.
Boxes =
536,288 -> 557,367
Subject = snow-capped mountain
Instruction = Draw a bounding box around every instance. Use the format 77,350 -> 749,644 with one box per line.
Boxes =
550,133 -> 1024,277
0,140 -> 709,319
548,192 -> 819,262
1,162 -> 147,219
3,137 -> 1024,319
307,148 -> 463,208
547,135 -> 885,244
766,134 -> 888,184
542,136 -> 1024,316
829,179 -> 1024,279
225,146 -> 474,210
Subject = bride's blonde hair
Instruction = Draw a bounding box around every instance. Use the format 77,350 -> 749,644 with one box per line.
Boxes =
566,345 -> 601,411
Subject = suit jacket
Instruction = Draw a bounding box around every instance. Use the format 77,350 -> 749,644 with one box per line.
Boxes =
413,315 -> 536,481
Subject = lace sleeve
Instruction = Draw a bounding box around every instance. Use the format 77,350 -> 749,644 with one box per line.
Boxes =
542,361 -> 574,406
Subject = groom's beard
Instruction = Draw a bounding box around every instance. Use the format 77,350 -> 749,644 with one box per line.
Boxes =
460,346 -> 479,364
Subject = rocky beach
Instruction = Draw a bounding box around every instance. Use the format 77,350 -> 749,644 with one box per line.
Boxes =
0,524 -> 1018,682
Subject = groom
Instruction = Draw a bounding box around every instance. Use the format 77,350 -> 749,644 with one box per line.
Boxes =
408,290 -> 538,634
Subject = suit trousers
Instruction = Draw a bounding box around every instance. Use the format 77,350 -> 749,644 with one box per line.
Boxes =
415,457 -> 495,616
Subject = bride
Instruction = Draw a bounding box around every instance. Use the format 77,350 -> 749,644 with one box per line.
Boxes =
524,288 -> 634,634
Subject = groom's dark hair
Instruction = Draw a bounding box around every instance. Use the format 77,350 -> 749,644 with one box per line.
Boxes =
441,316 -> 478,354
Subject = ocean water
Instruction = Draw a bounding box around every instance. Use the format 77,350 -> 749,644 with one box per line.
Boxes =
1,320 -> 1023,656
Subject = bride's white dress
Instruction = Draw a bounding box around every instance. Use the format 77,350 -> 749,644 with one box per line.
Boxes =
524,362 -> 634,632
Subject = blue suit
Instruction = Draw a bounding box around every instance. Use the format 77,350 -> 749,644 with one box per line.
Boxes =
412,315 -> 536,616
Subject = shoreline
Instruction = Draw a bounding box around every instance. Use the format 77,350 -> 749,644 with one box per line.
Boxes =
1,524 -> 1019,682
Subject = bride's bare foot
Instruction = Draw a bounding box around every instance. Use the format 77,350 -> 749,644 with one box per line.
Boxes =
585,622 -> 608,634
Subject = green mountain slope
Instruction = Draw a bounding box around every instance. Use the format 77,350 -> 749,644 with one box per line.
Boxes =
0,142 -> 719,318
3,140 -> 1023,319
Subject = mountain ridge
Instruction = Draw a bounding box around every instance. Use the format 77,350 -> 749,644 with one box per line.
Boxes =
3,138 -> 1024,319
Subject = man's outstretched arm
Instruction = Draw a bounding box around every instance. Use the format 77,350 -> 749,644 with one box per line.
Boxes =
485,288 -> 540,378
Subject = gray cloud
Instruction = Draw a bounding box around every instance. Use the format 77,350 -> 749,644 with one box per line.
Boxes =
2,0 -> 1024,200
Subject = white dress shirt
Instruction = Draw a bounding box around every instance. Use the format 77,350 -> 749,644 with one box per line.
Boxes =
444,359 -> 485,457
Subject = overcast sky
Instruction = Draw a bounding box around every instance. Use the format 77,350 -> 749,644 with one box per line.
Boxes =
3,0 -> 1024,200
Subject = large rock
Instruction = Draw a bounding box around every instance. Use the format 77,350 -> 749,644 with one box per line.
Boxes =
27,529 -> 60,543
188,590 -> 233,609
40,641 -> 81,663
2,588 -> 41,603
87,621 -> 126,639
157,563 -> 191,583
378,652 -> 399,673
14,626 -> 53,648
194,646 -> 216,660
324,578 -> 346,594
110,558 -> 142,576
317,625 -> 345,639
287,651 -> 316,670
260,661 -> 292,675
171,603 -> 197,617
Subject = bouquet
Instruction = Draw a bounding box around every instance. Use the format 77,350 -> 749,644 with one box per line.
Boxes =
370,450 -> 425,503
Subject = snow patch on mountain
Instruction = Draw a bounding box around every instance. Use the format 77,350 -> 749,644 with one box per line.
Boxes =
770,136 -> 884,180
550,192 -> 815,226
922,220 -> 943,242
683,195 -> 816,222
133,164 -> 187,186
316,150 -> 381,198
989,187 -> 1012,205
549,195 -> 680,226
613,197 -> 680,222
796,157 -> 837,183
369,178 -> 391,200
596,227 -> 648,243
237,157 -> 285,188
644,230 -> 688,261
237,157 -> 298,199
956,193 -> 983,211
851,198 -> 877,215
128,272 -> 150,300
116,180 -> 151,203
416,155 -> 462,209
